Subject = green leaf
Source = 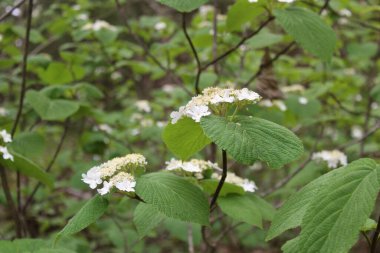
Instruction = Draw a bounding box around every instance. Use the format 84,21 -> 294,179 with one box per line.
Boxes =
226,0 -> 264,32
274,7 -> 337,61
37,62 -> 74,85
218,194 -> 262,227
56,195 -> 108,241
136,172 -> 210,225
163,117 -> 211,160
200,179 -> 245,197
200,115 -> 303,168
266,165 -> 342,240
361,218 -> 377,232
282,237 -> 300,253
249,195 -> 275,221
0,152 -> 53,188
26,90 -> 80,121
297,159 -> 380,253
157,0 -> 209,12
133,203 -> 165,238
9,132 -> 45,159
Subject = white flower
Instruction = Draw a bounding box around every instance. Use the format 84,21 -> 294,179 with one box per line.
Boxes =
82,166 -> 102,189
312,150 -> 347,169
182,162 -> 202,173
199,5 -> 213,16
154,22 -> 167,31
0,146 -> 14,161
169,87 -> 261,124
241,180 -> 258,192
185,105 -> 211,122
165,158 -> 183,171
248,0 -> 258,2
278,0 -> 295,2
212,172 -> 257,192
165,158 -> 220,174
0,130 -> 12,143
298,97 -> 308,105
281,84 -> 305,93
0,34 -> 3,42
156,121 -> 166,128
82,153 -> 147,194
111,172 -> 136,192
274,100 -> 287,111
131,128 -> 140,136
83,20 -> 116,31
351,126 -> 363,140
97,124 -> 113,134
170,106 -> 185,124
339,9 -> 352,17
136,100 -> 151,113
162,84 -> 175,93
235,88 -> 261,101
210,89 -> 234,104
98,181 -> 112,195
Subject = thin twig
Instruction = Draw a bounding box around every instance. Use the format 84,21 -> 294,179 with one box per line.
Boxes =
361,231 -> 371,250
242,0 -> 331,87
242,42 -> 295,87
338,121 -> 380,150
370,214 -> 380,253
22,120 -> 69,212
0,166 -> 22,237
114,0 -> 192,96
9,0 -> 34,229
0,0 -> 26,22
202,16 -> 275,72
209,150 -> 227,210
182,12 -> 202,95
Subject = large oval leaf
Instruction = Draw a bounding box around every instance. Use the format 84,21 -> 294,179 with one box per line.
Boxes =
274,7 -> 337,61
163,117 -> 211,160
157,0 -> 208,12
136,172 -> 209,225
56,195 -> 108,241
26,90 -> 79,121
297,159 -> 380,253
200,115 -> 303,168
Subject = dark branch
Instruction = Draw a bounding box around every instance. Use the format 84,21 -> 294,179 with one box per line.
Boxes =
0,0 -> 26,22
23,120 -> 69,212
182,13 -> 202,95
202,16 -> 275,72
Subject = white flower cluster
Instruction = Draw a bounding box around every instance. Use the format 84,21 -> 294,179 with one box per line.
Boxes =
0,130 -> 13,161
165,158 -> 220,173
212,172 -> 258,193
135,100 -> 151,113
170,87 -> 261,124
312,150 -> 347,169
82,20 -> 117,32
82,154 -> 147,195
260,99 -> 287,111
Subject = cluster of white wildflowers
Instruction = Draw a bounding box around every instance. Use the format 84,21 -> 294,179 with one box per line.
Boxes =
165,158 -> 220,178
312,150 -> 347,169
0,130 -> 13,161
260,99 -> 287,111
135,100 -> 151,113
212,172 -> 258,193
82,20 -> 117,32
170,87 -> 261,124
82,154 -> 147,195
